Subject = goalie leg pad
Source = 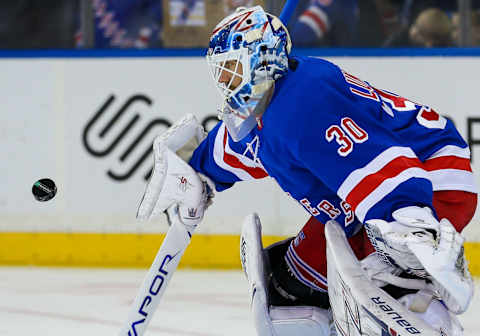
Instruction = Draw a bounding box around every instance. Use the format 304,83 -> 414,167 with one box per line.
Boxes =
240,213 -> 332,336
269,306 -> 332,336
326,220 -> 456,336
398,294 -> 464,336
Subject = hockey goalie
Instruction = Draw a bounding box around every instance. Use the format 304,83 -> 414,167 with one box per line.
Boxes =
136,5 -> 478,336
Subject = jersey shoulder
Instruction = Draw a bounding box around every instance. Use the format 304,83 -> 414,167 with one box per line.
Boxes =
272,56 -> 347,112
290,56 -> 343,84
270,56 -> 364,129
262,57 -> 360,150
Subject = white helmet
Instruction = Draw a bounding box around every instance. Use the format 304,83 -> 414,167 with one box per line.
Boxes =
207,6 -> 292,141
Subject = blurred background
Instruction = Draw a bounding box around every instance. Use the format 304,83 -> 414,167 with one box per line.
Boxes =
0,0 -> 479,49
1,1 -> 480,334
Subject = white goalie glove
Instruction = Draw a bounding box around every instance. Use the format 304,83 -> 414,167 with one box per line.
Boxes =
122,115 -> 213,336
365,206 -> 474,314
327,220 -> 465,336
137,114 -> 214,229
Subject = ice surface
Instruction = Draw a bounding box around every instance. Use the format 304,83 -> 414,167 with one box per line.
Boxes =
0,267 -> 478,335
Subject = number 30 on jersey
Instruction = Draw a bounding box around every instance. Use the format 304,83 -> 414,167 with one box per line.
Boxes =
325,117 -> 369,157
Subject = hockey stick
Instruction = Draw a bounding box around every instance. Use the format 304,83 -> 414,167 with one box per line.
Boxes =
119,206 -> 194,336
119,1 -> 299,333
279,0 -> 299,25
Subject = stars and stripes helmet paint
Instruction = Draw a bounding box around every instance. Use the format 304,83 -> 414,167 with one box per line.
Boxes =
207,6 -> 292,141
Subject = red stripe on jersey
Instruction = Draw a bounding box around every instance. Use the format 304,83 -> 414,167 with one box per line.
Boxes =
222,131 -> 268,179
346,156 -> 423,209
303,10 -> 328,33
424,156 -> 472,172
434,190 -> 478,232
287,255 -> 328,291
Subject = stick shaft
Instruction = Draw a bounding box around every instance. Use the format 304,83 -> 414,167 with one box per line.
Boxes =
279,0 -> 299,25
119,215 -> 192,336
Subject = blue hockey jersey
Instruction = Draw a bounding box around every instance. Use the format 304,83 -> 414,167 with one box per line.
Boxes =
189,56 -> 476,237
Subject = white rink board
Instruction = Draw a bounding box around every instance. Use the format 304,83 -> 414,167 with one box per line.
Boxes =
1,56 -> 479,238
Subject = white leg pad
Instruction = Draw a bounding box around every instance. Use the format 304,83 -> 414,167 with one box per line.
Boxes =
269,306 -> 331,336
398,294 -> 464,336
240,213 -> 331,336
326,219 -> 463,336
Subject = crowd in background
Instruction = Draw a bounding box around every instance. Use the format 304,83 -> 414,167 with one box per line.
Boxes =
290,0 -> 480,47
0,0 -> 479,49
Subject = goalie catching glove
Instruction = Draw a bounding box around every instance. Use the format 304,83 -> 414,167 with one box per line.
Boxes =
137,114 -> 214,230
365,206 -> 474,314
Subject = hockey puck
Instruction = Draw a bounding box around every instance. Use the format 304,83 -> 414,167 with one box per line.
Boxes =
32,178 -> 57,202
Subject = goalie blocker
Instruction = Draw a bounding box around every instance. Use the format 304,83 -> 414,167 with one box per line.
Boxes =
240,213 -> 464,336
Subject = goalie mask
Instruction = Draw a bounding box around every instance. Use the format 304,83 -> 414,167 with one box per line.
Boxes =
207,6 -> 292,141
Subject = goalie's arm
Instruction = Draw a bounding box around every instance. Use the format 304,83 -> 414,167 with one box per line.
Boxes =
188,121 -> 269,192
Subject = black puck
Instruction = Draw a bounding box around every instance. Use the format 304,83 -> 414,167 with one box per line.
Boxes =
32,178 -> 57,202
